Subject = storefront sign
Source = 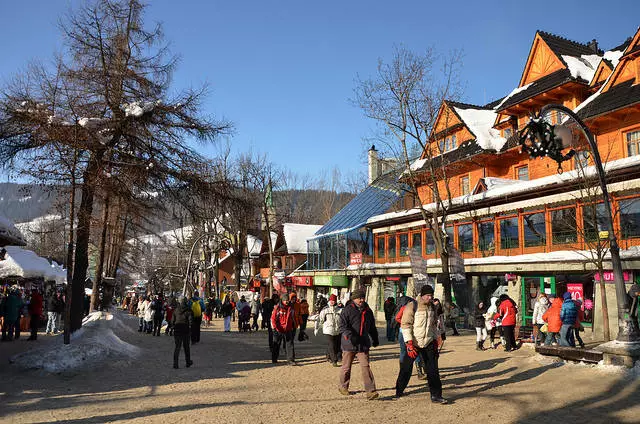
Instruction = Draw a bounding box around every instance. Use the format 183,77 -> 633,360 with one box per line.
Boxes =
386,276 -> 401,281
349,253 -> 363,265
292,276 -> 313,287
409,247 -> 429,292
566,283 -> 584,310
593,271 -> 632,282
314,275 -> 348,288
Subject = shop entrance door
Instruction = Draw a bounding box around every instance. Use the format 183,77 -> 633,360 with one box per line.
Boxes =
521,276 -> 556,325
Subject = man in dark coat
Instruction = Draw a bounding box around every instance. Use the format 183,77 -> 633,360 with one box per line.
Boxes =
383,297 -> 396,342
338,289 -> 379,400
27,289 -> 43,341
172,297 -> 193,369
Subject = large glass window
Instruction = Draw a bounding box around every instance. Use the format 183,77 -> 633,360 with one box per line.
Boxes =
388,235 -> 396,258
477,221 -> 495,253
626,130 -> 640,157
399,233 -> 409,257
582,203 -> 608,242
523,212 -> 546,247
412,231 -> 422,255
445,226 -> 455,248
500,217 -> 519,249
551,208 -> 577,244
457,223 -> 473,252
425,230 -> 436,255
620,198 -> 640,239
376,236 -> 385,259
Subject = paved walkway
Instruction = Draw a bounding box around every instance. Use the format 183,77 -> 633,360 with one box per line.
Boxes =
1,311 -> 639,423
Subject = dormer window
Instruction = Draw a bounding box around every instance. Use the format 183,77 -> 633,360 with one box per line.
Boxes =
438,135 -> 457,153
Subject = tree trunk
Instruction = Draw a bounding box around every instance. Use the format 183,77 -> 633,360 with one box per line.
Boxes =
64,179 -> 77,344
70,152 -> 102,332
91,194 -> 110,312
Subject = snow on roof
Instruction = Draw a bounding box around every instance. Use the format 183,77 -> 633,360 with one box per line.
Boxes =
603,50 -> 624,68
410,158 -> 427,171
130,225 -> 194,247
0,214 -> 26,245
562,54 -> 601,81
452,107 -> 507,151
0,246 -> 66,283
247,232 -> 277,256
574,48 -> 625,116
283,223 -> 323,254
494,83 -> 533,110
482,177 -> 525,190
368,154 -> 640,225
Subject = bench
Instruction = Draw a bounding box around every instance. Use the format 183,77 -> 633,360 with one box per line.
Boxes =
535,345 -> 603,364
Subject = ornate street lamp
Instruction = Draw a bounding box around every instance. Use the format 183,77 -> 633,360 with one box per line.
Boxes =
518,104 -> 640,343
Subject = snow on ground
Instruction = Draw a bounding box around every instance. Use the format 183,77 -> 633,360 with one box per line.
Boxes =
10,311 -> 140,373
532,352 -> 640,378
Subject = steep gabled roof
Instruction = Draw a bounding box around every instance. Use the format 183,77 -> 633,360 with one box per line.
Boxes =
537,31 -> 600,59
577,79 -> 640,120
498,68 -> 575,111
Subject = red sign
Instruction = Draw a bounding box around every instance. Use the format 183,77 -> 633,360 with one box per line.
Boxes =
350,253 -> 363,265
292,276 -> 313,287
566,283 -> 584,310
593,271 -> 632,282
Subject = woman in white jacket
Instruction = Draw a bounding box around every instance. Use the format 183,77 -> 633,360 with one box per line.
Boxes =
314,294 -> 342,366
143,298 -> 153,333
484,296 -> 504,349
531,294 -> 549,345
137,297 -> 147,332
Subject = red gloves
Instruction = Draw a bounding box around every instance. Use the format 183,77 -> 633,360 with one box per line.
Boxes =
406,340 -> 418,359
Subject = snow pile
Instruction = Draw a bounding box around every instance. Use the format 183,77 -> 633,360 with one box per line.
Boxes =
0,246 -> 66,283
10,311 -> 140,373
0,214 -> 26,245
494,83 -> 533,110
562,54 -> 601,81
283,223 -> 322,254
453,106 -> 506,151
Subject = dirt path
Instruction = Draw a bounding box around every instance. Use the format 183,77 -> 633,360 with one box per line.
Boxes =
1,311 -> 639,423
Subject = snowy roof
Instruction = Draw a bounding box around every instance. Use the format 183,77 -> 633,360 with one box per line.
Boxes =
247,232 -> 278,257
494,83 -> 533,110
451,105 -> 506,151
0,246 -> 66,283
283,223 -> 322,254
562,54 -> 601,82
0,214 -> 26,246
129,225 -> 194,247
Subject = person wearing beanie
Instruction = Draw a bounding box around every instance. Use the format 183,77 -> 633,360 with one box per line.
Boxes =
270,292 -> 296,364
338,288 -> 380,400
394,283 -> 447,404
559,292 -> 578,347
315,293 -> 342,366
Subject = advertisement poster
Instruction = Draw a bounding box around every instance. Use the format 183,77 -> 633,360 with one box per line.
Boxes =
566,283 -> 584,310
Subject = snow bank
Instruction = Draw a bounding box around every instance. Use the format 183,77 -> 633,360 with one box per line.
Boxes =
10,311 -> 140,373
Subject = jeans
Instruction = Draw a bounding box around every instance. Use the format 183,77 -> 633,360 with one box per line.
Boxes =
395,341 -> 442,397
544,332 -> 558,345
386,320 -> 396,341
138,317 -> 144,332
559,323 -> 575,347
46,312 -> 57,333
327,334 -> 341,364
340,350 -> 376,393
223,316 -> 231,332
191,316 -> 202,342
574,328 -> 585,348
272,330 -> 295,363
173,331 -> 191,367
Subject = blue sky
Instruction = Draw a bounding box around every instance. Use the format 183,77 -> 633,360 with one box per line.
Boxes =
0,1 -> 638,182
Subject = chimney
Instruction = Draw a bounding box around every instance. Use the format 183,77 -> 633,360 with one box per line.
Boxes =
587,39 -> 599,54
368,145 -> 379,184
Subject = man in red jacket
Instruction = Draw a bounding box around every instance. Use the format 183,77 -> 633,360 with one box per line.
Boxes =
270,293 -> 296,365
28,288 -> 44,341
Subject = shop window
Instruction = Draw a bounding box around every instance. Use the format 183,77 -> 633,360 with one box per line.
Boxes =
620,198 -> 640,239
376,236 -> 385,259
445,226 -> 455,248
399,233 -> 409,257
500,217 -> 519,249
516,165 -> 529,181
626,130 -> 640,157
477,221 -> 495,253
582,203 -> 608,242
460,176 -> 470,195
388,235 -> 396,258
425,230 -> 436,255
412,231 -> 422,255
551,208 -> 577,244
523,212 -> 546,247
457,223 -> 473,252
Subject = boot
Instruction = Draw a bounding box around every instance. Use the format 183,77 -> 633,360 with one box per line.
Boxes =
480,340 -> 485,350
476,341 -> 482,351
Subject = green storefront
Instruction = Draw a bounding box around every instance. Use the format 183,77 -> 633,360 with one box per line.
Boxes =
314,275 -> 349,288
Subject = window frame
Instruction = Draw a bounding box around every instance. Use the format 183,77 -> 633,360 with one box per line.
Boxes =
522,209 -> 547,250
498,215 -> 520,252
626,129 -> 640,157
549,206 -> 578,246
515,164 -> 529,181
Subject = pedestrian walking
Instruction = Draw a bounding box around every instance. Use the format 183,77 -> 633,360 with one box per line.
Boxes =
1,287 -> 23,341
485,296 -> 503,348
473,302 -> 487,351
446,302 -> 460,336
270,293 -> 296,365
560,292 -> 577,347
338,289 -> 380,400
495,294 -> 518,351
542,295 -> 562,345
573,299 -> 585,348
314,294 -> 342,366
396,293 -> 427,380
27,288 -> 43,341
383,296 -> 396,342
165,297 -> 176,336
204,297 -> 214,327
250,294 -> 261,332
297,299 -> 310,341
394,284 -> 447,404
532,294 -> 549,345
262,294 -> 277,347
143,296 -> 153,334
172,297 -> 193,369
45,290 -> 59,334
221,296 -> 233,332
151,294 -> 164,337
189,291 -> 205,343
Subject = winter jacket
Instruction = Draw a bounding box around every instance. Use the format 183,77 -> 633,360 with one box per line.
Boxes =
221,301 -> 233,318
271,302 -> 295,333
383,299 -> 396,321
300,301 -> 310,316
261,299 -> 274,321
150,299 -> 164,318
3,293 -> 22,322
401,298 -> 439,349
315,304 -> 342,336
560,298 -> 578,325
47,294 -> 58,312
250,299 -> 260,315
28,292 -> 44,316
473,305 -> 486,328
143,300 -> 153,322
542,298 -> 563,333
574,302 -> 584,329
190,296 -> 206,316
495,298 -> 517,326
532,297 -> 549,325
172,300 -> 192,336
485,296 -> 500,327
54,295 -> 65,314
236,300 -> 249,313
338,300 -> 379,352
137,300 -> 147,319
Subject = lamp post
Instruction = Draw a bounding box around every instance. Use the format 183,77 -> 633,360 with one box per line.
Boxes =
518,104 -> 640,343
182,232 -> 231,297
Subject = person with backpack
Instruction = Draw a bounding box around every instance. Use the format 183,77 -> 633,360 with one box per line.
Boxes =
189,291 -> 205,344
395,293 -> 426,380
494,294 -> 518,352
394,284 -> 447,404
270,293 -> 296,365
172,296 -> 193,369
338,289 -> 380,400
314,294 -> 342,366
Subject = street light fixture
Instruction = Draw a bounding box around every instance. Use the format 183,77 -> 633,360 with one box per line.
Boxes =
518,104 -> 640,343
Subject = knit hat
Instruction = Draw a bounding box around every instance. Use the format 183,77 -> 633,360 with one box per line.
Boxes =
351,289 -> 365,300
563,292 -> 572,301
420,284 -> 435,296
329,294 -> 337,302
